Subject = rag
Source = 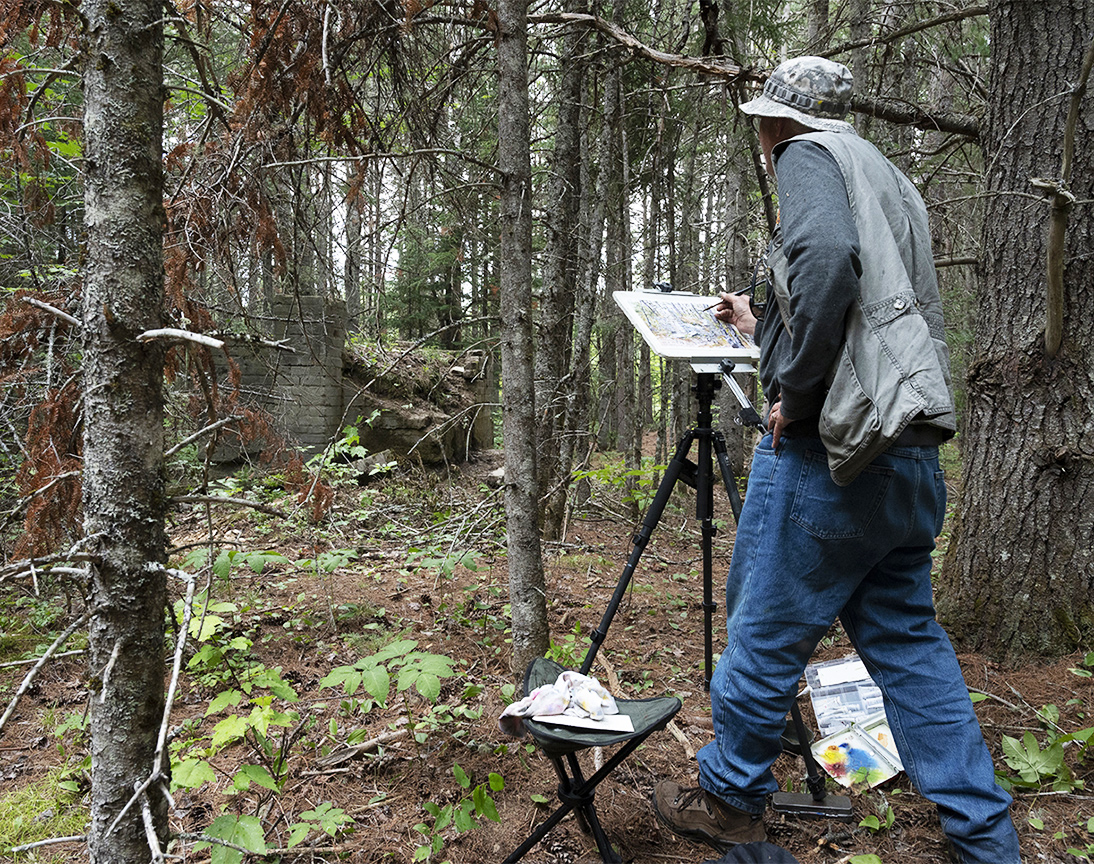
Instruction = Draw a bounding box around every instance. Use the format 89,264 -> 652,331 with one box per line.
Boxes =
498,670 -> 618,738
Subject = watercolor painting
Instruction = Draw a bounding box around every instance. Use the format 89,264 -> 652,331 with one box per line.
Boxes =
812,726 -> 902,788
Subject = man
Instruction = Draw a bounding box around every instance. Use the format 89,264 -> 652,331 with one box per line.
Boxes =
651,57 -> 1020,864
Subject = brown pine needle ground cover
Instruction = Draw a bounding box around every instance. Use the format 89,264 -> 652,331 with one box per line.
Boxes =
1,449 -> 1092,864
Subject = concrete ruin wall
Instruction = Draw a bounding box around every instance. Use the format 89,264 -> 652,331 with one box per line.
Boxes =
216,296 -> 494,464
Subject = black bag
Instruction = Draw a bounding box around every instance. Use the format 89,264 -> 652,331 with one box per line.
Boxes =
703,841 -> 801,864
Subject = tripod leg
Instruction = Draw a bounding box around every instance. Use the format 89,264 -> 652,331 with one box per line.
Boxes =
580,430 -> 695,675
771,701 -> 854,821
712,430 -> 744,525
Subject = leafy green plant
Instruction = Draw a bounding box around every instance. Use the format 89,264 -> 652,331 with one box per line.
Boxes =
412,765 -> 503,862
406,544 -> 479,581
195,813 -> 266,864
859,804 -> 895,833
320,638 -> 457,711
997,728 -> 1091,792
305,413 -> 389,485
546,621 -> 589,669
287,801 -> 353,847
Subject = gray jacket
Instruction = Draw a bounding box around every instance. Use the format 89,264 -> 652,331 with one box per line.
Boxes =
767,130 -> 956,485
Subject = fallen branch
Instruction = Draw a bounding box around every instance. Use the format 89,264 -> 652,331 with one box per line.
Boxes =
0,613 -> 88,738
8,835 -> 86,853
0,649 -> 84,669
315,728 -> 407,768
173,494 -> 285,518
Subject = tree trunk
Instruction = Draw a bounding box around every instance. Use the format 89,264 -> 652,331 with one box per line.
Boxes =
82,0 -> 168,860
937,0 -> 1094,658
537,13 -> 585,540
497,0 -> 548,676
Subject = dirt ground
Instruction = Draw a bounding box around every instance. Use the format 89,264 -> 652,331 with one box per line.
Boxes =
1,448 -> 1092,864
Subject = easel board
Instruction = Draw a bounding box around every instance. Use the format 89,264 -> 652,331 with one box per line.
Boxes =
613,291 -> 760,362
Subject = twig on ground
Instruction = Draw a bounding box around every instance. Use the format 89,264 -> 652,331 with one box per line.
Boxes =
173,494 -> 285,518
315,728 -> 407,768
8,834 -> 86,853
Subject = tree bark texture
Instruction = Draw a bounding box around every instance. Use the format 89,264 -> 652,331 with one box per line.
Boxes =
497,0 -> 549,676
937,0 -> 1094,658
81,0 -> 168,859
536,14 -> 585,540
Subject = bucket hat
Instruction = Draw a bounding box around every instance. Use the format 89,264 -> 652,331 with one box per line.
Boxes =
739,56 -> 854,133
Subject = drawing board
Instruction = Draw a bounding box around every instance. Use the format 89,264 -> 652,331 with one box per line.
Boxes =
613,291 -> 760,363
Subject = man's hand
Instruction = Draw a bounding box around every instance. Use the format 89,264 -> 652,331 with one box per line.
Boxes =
713,292 -> 757,336
768,400 -> 787,449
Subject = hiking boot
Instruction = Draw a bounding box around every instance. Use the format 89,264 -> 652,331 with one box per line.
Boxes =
651,779 -> 766,852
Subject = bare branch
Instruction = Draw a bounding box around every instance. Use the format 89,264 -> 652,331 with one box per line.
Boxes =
9,836 -> 87,853
21,296 -> 80,327
1043,32 -> 1094,358
0,614 -> 89,738
165,415 -> 244,458
531,12 -> 749,81
136,328 -> 226,349
850,94 -> 979,139
0,650 -> 85,669
821,5 -> 989,59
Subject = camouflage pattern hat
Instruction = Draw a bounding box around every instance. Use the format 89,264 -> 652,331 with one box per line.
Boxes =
740,56 -> 854,133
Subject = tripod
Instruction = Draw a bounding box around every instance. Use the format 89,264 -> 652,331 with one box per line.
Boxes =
580,360 -> 852,821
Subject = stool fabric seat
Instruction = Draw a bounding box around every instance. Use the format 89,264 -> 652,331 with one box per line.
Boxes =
504,657 -> 682,863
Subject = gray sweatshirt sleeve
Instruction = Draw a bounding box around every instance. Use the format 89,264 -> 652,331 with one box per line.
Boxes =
771,140 -> 861,423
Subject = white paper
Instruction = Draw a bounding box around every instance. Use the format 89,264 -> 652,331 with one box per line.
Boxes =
533,713 -> 635,733
815,657 -> 870,688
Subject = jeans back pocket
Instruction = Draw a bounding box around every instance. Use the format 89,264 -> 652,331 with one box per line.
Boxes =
791,448 -> 893,539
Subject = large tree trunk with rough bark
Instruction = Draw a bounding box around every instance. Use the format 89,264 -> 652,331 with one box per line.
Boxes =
937,0 -> 1094,658
81,0 -> 168,860
497,0 -> 549,676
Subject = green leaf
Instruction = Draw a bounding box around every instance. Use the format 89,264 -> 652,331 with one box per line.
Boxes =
453,764 -> 470,788
320,665 -> 362,694
207,689 -> 243,716
212,550 -> 234,582
210,714 -> 249,750
205,814 -> 267,864
488,772 -> 505,792
287,822 -> 310,848
172,758 -> 217,790
361,666 -> 390,703
189,613 -> 225,642
453,799 -> 475,832
236,764 -> 280,792
414,672 -> 441,701
969,692 -> 989,703
473,784 -> 500,822
372,639 -> 418,662
849,856 -> 884,864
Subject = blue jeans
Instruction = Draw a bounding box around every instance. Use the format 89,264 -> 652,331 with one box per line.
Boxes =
697,435 -> 1019,864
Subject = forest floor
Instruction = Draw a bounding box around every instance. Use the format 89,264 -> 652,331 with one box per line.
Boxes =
1,444 -> 1092,864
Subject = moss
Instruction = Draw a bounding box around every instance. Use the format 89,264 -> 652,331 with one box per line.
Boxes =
0,769 -> 88,860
